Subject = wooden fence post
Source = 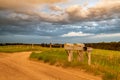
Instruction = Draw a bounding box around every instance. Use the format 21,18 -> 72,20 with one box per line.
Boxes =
60,44 -> 62,48
68,50 -> 73,62
87,47 -> 93,65
88,52 -> 91,65
50,43 -> 52,48
64,43 -> 74,62
74,44 -> 85,62
32,44 -> 34,49
77,50 -> 84,62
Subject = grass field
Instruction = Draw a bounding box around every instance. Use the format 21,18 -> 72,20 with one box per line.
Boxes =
0,45 -> 120,80
0,45 -> 47,53
30,48 -> 120,80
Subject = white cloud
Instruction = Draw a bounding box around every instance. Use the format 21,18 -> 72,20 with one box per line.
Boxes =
92,33 -> 120,38
38,1 -> 120,23
48,5 -> 62,11
61,31 -> 94,37
65,5 -> 89,20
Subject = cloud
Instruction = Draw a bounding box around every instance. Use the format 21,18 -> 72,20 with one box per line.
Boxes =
0,0 -> 120,43
64,0 -> 120,22
37,12 -> 66,23
30,0 -> 120,23
88,2 -> 120,20
48,5 -> 62,11
65,5 -> 89,21
0,0 -> 67,10
61,31 -> 94,37
92,33 -> 120,38
0,0 -> 120,24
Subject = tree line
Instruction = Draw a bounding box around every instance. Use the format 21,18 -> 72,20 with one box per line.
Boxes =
85,42 -> 120,51
0,42 -> 120,51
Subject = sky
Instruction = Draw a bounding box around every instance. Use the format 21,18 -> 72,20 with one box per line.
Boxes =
0,0 -> 120,43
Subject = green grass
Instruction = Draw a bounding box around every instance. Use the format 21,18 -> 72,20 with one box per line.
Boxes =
30,48 -> 68,65
30,48 -> 120,80
0,45 -> 120,80
0,45 -> 47,53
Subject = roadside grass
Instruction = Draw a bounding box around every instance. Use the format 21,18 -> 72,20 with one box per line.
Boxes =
30,48 -> 120,80
0,45 -> 120,80
0,45 -> 47,53
30,48 -> 67,65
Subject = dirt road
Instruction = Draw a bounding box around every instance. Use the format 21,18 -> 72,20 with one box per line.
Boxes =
0,52 -> 102,80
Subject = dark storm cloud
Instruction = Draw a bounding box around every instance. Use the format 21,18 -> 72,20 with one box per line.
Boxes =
0,15 -> 120,37
0,0 -> 120,43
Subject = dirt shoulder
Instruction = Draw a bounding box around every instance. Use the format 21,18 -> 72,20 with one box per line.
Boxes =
0,52 -> 102,80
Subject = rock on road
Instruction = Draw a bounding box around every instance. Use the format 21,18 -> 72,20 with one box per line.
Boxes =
0,52 -> 102,80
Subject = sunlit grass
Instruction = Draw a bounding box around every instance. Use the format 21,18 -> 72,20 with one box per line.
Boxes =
0,45 -> 47,53
30,48 -> 120,80
0,45 -> 120,80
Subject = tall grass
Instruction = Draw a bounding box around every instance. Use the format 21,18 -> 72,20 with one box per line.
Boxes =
0,45 -> 47,53
30,48 -> 67,65
0,45 -> 119,80
30,48 -> 120,80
